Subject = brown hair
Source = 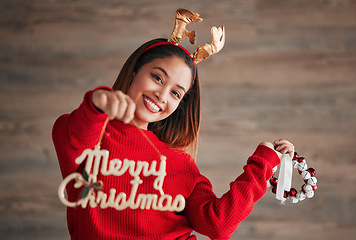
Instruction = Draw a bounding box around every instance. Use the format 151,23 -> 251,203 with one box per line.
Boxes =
112,38 -> 201,154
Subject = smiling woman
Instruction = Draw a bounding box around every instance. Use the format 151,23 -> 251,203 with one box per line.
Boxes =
113,39 -> 201,151
52,8 -> 295,240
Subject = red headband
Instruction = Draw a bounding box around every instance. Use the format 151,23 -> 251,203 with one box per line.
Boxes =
141,41 -> 197,83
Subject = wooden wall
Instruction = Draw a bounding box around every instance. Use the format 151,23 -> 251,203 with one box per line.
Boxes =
0,0 -> 355,239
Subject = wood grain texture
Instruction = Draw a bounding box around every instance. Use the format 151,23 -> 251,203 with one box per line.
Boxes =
0,0 -> 355,239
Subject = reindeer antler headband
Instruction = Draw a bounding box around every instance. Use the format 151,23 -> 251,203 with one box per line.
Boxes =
142,8 -> 225,66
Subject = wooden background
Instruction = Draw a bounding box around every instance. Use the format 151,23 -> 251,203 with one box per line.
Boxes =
0,0 -> 355,239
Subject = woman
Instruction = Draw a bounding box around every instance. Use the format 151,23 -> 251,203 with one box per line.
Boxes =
53,31 -> 293,240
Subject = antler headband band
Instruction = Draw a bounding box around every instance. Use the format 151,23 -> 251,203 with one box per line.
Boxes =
141,9 -> 226,78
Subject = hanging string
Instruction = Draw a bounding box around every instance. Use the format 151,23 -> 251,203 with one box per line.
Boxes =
131,120 -> 163,157
95,117 -> 110,148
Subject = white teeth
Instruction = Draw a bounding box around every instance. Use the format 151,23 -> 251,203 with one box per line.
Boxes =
144,97 -> 160,111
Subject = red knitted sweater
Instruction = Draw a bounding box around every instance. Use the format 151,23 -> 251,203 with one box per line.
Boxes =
52,88 -> 280,240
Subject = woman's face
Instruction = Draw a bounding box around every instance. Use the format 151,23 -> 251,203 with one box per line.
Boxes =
127,56 -> 192,129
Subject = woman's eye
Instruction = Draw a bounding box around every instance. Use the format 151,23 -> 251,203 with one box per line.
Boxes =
151,73 -> 162,83
172,91 -> 181,99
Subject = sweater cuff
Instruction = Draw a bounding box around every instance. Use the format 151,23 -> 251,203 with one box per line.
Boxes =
251,145 -> 280,169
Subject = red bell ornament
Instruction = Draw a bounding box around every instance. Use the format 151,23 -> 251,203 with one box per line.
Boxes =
289,188 -> 298,197
272,185 -> 277,194
269,177 -> 278,186
307,168 -> 316,177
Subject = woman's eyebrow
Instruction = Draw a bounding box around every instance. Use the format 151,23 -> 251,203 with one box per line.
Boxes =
176,84 -> 186,93
154,67 -> 168,78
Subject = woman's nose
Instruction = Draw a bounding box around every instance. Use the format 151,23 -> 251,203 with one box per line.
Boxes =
154,89 -> 168,103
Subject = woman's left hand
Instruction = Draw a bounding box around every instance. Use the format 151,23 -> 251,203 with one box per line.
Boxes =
273,139 -> 295,158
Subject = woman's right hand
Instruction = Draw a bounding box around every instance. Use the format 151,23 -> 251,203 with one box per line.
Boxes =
92,89 -> 136,123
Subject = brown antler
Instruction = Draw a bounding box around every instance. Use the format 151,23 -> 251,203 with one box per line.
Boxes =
192,26 -> 225,63
168,9 -> 203,45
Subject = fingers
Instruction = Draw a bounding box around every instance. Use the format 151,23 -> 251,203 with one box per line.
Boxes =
106,91 -> 124,119
106,91 -> 135,123
123,98 -> 136,123
119,94 -> 135,124
274,139 -> 295,158
92,90 -> 135,123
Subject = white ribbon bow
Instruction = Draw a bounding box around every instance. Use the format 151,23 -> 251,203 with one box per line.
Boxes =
276,154 -> 293,204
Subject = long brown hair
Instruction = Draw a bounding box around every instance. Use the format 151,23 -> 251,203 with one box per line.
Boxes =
112,38 -> 201,154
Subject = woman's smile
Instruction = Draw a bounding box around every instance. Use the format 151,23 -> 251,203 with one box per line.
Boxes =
143,95 -> 162,113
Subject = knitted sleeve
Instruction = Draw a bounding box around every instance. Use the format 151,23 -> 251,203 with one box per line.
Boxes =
184,145 -> 280,240
52,87 -> 112,177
